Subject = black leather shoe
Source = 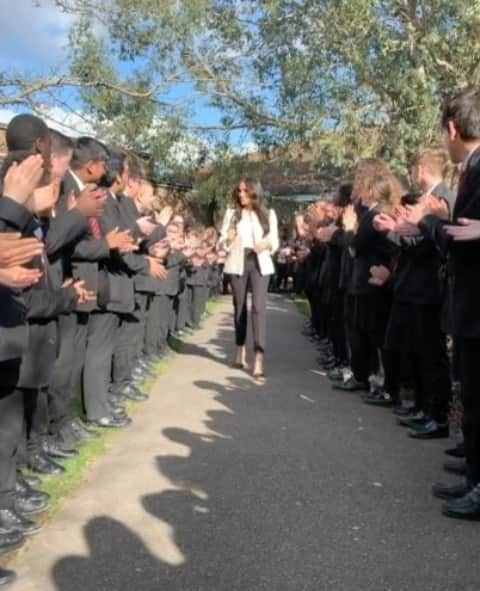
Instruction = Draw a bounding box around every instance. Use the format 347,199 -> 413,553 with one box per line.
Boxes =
15,473 -> 50,506
28,452 -> 65,476
408,419 -> 449,439
69,419 -> 98,441
0,509 -> 41,536
445,442 -> 465,459
392,405 -> 420,417
444,461 -> 467,476
90,416 -> 132,429
432,481 -> 472,500
109,392 -> 127,405
332,376 -> 369,392
108,404 -> 128,418
120,385 -> 148,402
442,485 -> 480,520
0,568 -> 17,587
327,367 -> 344,381
363,390 -> 397,407
15,493 -> 49,515
0,530 -> 24,554
22,473 -> 41,489
42,439 -> 78,460
397,413 -> 427,428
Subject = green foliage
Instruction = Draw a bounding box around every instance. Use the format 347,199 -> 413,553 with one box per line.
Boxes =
4,1 -> 480,184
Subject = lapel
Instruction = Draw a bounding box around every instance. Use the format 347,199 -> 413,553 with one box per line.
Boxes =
454,146 -> 480,218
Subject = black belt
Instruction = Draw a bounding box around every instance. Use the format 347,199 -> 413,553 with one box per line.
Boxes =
244,248 -> 256,257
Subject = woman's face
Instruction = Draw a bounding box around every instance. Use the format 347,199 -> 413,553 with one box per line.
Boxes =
238,182 -> 253,209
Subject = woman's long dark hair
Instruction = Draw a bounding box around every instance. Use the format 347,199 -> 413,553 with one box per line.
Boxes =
233,177 -> 270,235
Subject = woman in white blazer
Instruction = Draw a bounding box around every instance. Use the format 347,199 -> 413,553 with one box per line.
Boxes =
219,178 -> 279,378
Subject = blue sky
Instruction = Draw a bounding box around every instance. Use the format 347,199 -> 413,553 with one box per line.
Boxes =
0,0 -> 254,148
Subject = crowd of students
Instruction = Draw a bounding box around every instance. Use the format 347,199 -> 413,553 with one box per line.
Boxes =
2,87 -> 480,586
296,89 -> 480,524
0,114 -> 226,587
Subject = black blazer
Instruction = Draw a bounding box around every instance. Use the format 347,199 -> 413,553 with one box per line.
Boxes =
0,197 -> 38,385
61,171 -> 111,312
350,207 -> 398,296
421,147 -> 480,337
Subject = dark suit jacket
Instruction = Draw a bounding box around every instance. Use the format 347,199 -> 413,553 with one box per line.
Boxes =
350,207 -> 398,296
421,146 -> 480,337
61,171 -> 111,312
0,197 -> 38,386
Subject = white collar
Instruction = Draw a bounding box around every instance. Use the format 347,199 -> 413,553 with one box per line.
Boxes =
69,169 -> 85,191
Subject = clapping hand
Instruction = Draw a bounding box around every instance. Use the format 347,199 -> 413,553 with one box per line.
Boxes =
369,265 -> 391,287
136,216 -> 157,236
445,218 -> 480,241
0,233 -> 44,267
2,155 -> 44,205
0,266 -> 42,289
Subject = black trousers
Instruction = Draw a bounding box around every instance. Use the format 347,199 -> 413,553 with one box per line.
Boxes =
0,387 -> 23,510
145,295 -> 161,356
187,285 -> 208,328
330,289 -> 348,364
157,295 -> 174,352
68,312 -> 90,414
83,312 -> 119,420
22,387 -> 48,459
350,293 -> 390,383
175,289 -> 189,332
384,302 -> 452,421
133,293 -> 149,360
229,254 -> 270,353
112,314 -> 138,390
48,313 -> 79,433
456,338 -> 480,485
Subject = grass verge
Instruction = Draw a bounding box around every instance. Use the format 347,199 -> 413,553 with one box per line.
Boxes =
289,293 -> 310,317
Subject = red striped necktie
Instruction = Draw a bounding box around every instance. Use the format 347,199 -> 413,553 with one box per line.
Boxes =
89,216 -> 102,239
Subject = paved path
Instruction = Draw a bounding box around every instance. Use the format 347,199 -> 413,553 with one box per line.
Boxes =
7,295 -> 479,591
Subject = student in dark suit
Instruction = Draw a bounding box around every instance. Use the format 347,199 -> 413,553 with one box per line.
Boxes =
334,166 -> 400,393
112,166 -> 168,400
409,90 -> 480,519
82,152 -> 139,428
0,155 -> 46,564
368,191 -> 452,432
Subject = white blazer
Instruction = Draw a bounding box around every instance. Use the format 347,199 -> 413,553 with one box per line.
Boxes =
219,207 -> 279,276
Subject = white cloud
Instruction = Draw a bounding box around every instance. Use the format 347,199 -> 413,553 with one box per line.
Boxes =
0,105 -> 94,137
0,0 -> 75,69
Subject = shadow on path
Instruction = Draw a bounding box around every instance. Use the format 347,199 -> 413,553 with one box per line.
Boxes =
52,298 -> 480,591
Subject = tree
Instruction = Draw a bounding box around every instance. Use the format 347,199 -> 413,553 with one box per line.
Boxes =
3,0 -> 480,181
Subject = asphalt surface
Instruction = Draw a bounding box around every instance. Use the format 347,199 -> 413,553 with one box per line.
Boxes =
6,295 -> 479,591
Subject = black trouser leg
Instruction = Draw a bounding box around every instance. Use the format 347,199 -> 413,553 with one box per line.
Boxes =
0,387 -> 23,510
68,312 -> 89,415
144,296 -> 161,356
112,314 -> 139,389
176,289 -> 188,331
83,312 -> 119,421
456,338 -> 480,485
249,261 -> 269,353
381,349 -> 401,402
230,274 -> 249,347
191,286 -> 204,327
133,293 -> 149,361
331,290 -> 348,364
23,387 -> 48,457
157,295 -> 173,352
48,313 -> 77,434
350,325 -> 371,383
421,328 -> 452,424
